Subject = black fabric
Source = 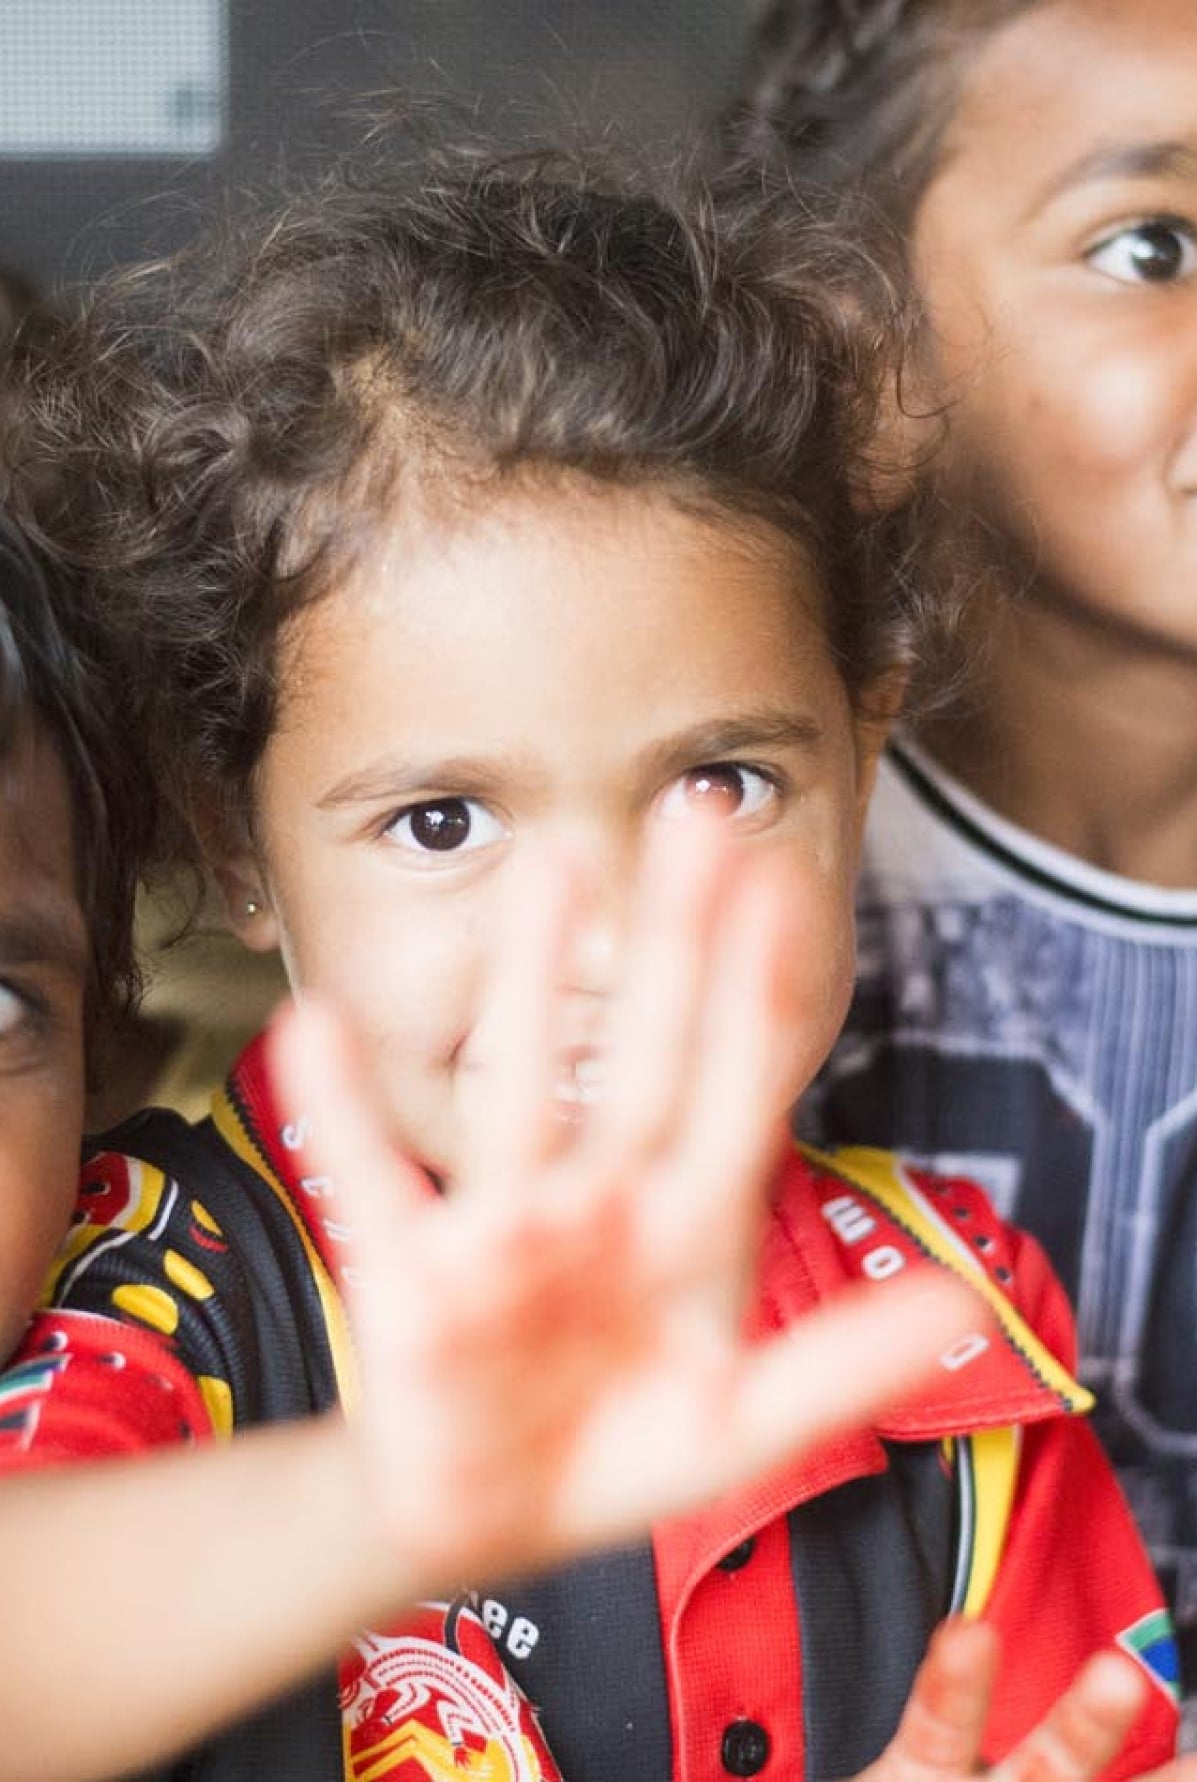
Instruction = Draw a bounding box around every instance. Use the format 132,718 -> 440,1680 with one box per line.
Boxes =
486,1543 -> 674,1781
89,1108 -> 344,1782
88,1105 -> 341,1423
791,1443 -> 955,1780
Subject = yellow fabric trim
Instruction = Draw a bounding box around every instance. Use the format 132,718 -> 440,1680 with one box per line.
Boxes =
190,1199 -> 222,1235
351,1723 -> 532,1780
198,1373 -> 234,1439
110,1282 -> 179,1336
41,1156 -> 170,1305
211,1087 -> 358,1413
960,1426 -> 1021,1617
801,1143 -> 1091,1414
164,1248 -> 215,1302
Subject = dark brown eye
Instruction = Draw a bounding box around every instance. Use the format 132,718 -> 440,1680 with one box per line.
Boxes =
386,797 -> 506,855
659,763 -> 776,823
409,801 -> 472,850
1129,224 -> 1188,280
682,766 -> 750,814
1088,221 -> 1197,285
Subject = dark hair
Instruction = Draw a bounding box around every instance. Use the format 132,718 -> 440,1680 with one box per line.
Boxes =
0,264 -> 59,379
9,145 -> 970,854
0,512 -> 145,1026
725,0 -> 1035,224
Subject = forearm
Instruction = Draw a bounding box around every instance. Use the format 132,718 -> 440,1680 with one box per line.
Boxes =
0,1415 -> 404,1781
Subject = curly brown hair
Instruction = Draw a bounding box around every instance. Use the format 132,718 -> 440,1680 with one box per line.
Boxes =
724,0 -> 1035,225
0,512 -> 146,1028
7,144 -> 970,858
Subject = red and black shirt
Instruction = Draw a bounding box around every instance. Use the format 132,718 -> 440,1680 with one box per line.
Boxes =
0,1034 -> 1180,1781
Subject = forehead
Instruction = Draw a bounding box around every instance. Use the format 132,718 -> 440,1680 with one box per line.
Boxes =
936,0 -> 1197,193
0,727 -> 84,937
277,483 -> 834,735
0,730 -> 88,1023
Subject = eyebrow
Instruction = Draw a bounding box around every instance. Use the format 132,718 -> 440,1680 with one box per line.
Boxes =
318,712 -> 827,809
0,903 -> 89,979
636,713 -> 827,785
1034,139 -> 1197,212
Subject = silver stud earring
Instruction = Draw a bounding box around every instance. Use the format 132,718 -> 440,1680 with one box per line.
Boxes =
244,897 -> 262,919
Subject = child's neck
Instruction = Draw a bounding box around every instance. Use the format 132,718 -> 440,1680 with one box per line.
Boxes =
912,597 -> 1197,890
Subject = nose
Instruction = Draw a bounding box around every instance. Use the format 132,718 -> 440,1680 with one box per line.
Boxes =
563,904 -> 619,998
559,841 -> 637,1000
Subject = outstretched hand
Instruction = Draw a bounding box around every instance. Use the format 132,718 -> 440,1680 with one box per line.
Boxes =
860,1618 -> 1192,1782
269,821 -> 977,1594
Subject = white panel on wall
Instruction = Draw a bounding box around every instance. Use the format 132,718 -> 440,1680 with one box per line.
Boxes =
0,0 -> 226,155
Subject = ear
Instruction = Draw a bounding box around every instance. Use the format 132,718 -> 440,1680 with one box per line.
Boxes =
194,796 -> 282,954
211,852 -> 282,953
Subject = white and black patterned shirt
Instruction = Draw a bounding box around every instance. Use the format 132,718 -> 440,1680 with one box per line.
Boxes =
802,738 -> 1197,1740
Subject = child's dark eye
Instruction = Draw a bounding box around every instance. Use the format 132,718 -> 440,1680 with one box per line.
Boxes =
658,763 -> 778,823
385,797 -> 507,855
0,983 -> 30,1038
0,980 -> 47,1056
1087,220 -> 1197,285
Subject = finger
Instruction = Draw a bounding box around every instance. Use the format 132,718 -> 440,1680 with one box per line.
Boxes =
872,1618 -> 999,1780
594,816 -> 735,1165
639,854 -> 798,1286
990,1651 -> 1147,1782
1135,1759 -> 1197,1782
266,997 -> 431,1295
569,1269 -> 980,1542
457,843 -> 579,1195
724,1271 -> 982,1485
683,852 -> 811,1179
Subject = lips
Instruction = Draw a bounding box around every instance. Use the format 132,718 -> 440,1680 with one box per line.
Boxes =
454,1038 -> 608,1117
553,1051 -> 606,1109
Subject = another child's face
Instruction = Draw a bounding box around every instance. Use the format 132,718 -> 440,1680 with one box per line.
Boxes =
229,483 -> 883,1182
911,0 -> 1197,650
0,729 -> 88,1358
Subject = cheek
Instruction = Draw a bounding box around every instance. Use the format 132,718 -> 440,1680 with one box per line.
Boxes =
954,320 -> 1176,495
346,926 -> 478,1052
1026,351 -> 1172,481
779,862 -> 860,1103
278,869 -> 477,1026
0,1100 -> 82,1357
284,888 -> 490,1124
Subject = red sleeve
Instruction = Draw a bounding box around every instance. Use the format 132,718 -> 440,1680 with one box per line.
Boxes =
0,1309 -> 214,1469
981,1227 -> 1179,1775
0,1140 -> 234,1469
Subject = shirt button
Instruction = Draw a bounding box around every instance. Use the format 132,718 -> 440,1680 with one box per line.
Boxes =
717,1538 -> 756,1572
721,1718 -> 770,1776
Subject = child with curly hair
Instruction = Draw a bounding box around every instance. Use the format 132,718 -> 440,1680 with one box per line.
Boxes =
730,0 -> 1197,1729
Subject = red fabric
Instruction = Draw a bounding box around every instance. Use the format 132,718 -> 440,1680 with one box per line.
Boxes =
655,1513 -> 804,1781
340,1601 -> 562,1781
981,1412 -> 1179,1771
646,1153 -> 1179,1781
0,1309 -> 212,1464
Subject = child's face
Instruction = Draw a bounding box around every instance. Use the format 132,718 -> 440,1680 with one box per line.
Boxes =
910,0 -> 1197,652
225,482 -> 884,1182
0,729 -> 88,1358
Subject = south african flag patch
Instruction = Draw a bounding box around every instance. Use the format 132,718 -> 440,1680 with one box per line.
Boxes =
1118,1609 -> 1181,1702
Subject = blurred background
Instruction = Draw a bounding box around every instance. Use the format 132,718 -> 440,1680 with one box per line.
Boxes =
0,0 -> 752,291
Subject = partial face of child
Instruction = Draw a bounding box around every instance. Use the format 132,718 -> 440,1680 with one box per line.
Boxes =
0,728 -> 88,1358
221,481 -> 884,1183
910,0 -> 1197,652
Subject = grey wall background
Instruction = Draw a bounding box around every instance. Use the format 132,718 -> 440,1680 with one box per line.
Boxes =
0,1 -> 753,294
